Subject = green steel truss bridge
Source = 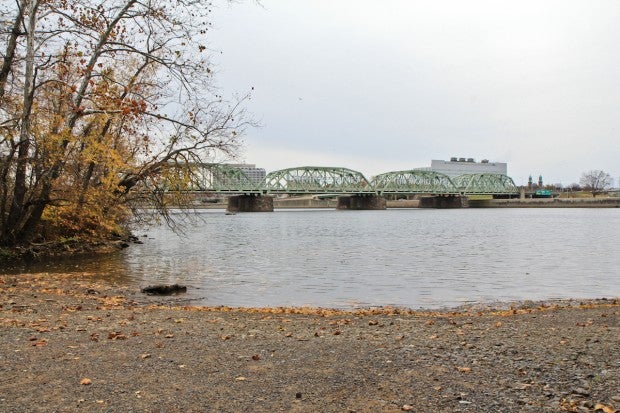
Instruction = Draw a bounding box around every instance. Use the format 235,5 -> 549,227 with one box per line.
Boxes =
193,164 -> 519,196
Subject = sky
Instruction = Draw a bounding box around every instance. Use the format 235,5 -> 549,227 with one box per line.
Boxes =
207,0 -> 619,186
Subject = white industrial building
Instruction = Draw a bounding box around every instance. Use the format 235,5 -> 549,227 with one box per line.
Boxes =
428,157 -> 507,177
228,164 -> 266,184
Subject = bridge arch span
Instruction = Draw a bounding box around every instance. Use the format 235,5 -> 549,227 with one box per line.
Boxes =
453,173 -> 519,195
195,163 -> 261,193
371,170 -> 459,194
263,166 -> 373,194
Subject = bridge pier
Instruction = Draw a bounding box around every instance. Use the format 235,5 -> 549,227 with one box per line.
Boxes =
227,195 -> 274,212
419,195 -> 463,208
336,195 -> 386,210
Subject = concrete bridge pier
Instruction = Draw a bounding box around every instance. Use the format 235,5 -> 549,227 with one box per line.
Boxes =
419,195 -> 463,208
336,195 -> 387,210
227,195 -> 274,212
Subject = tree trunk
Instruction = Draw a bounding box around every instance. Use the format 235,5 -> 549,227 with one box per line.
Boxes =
4,0 -> 38,244
0,0 -> 26,98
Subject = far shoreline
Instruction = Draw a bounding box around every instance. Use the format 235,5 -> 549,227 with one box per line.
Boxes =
190,196 -> 620,209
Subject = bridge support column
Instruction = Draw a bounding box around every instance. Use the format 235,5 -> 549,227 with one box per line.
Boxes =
227,195 -> 274,212
419,195 -> 463,208
336,195 -> 386,210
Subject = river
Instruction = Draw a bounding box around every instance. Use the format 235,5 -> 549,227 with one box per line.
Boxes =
6,208 -> 620,309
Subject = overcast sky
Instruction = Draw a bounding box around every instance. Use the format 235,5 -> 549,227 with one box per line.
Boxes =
208,0 -> 619,186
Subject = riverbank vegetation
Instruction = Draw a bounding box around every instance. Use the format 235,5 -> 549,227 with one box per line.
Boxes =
0,0 -> 248,259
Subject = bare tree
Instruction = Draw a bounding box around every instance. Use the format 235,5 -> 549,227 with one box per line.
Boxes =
579,170 -> 613,197
0,0 -> 250,246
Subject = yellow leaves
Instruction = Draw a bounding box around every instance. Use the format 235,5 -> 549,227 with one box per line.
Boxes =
101,296 -> 125,307
594,403 -> 616,413
80,378 -> 92,386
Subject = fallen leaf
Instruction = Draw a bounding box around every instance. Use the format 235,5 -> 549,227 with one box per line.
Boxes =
235,376 -> 246,381
594,403 -> 615,413
107,332 -> 127,340
457,367 -> 472,373
80,378 -> 92,386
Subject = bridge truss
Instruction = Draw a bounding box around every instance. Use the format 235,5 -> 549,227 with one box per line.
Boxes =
371,170 -> 460,195
195,163 -> 262,193
452,173 -> 519,195
263,167 -> 374,194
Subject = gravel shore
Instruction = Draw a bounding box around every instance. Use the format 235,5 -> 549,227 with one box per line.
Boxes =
1,272 -> 618,412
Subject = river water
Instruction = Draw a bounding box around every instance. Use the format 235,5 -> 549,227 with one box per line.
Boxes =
6,208 -> 620,309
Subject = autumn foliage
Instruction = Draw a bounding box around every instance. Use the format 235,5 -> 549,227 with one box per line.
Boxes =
0,0 -> 248,248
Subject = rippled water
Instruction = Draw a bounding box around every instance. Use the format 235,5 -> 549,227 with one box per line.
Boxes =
6,208 -> 620,309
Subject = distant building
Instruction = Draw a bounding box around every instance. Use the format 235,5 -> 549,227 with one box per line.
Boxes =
428,157 -> 507,177
226,164 -> 266,184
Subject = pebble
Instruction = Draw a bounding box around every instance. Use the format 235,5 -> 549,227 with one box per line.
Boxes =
572,388 -> 590,397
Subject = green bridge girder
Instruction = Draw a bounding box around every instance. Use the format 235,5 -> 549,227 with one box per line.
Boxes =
196,163 -> 262,193
453,173 -> 520,195
371,170 -> 460,195
263,166 -> 374,194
